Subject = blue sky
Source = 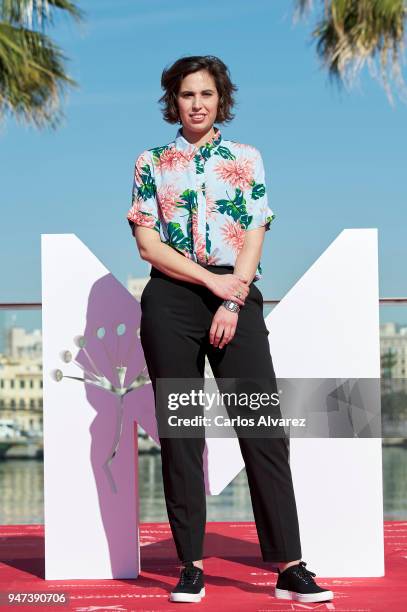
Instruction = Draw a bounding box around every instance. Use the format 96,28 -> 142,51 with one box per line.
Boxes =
1,0 -> 406,334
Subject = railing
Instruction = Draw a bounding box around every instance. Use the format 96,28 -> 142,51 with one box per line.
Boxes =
1,298 -> 407,309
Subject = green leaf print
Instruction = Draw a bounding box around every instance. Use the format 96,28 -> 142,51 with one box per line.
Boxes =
214,145 -> 235,160
239,214 -> 253,229
199,144 -> 214,162
150,146 -> 169,165
177,189 -> 198,213
216,188 -> 252,229
234,188 -> 245,207
217,199 -> 240,219
167,222 -> 191,252
194,155 -> 205,174
186,214 -> 193,252
137,164 -> 156,201
251,183 -> 266,200
176,190 -> 197,252
206,222 -> 211,253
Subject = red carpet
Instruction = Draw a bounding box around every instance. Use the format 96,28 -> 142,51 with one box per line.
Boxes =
0,521 -> 406,611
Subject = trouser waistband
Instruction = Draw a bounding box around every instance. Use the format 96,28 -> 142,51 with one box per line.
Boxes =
150,264 -> 234,280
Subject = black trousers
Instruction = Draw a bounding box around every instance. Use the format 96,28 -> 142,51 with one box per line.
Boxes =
140,265 -> 302,563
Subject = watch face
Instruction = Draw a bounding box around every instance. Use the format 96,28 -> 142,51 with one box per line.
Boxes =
223,300 -> 239,313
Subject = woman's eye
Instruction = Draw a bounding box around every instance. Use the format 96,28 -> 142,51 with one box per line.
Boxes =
183,93 -> 212,97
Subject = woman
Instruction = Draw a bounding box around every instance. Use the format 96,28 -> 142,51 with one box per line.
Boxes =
126,55 -> 333,605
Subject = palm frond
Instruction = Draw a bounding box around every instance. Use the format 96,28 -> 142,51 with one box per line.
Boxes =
0,0 -> 84,128
294,0 -> 407,103
295,0 -> 315,15
0,0 -> 84,30
0,21 -> 78,128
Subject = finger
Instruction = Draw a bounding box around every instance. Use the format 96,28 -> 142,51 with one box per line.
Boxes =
230,287 -> 245,303
240,283 -> 250,297
233,284 -> 249,302
209,321 -> 218,345
236,279 -> 248,289
230,295 -> 245,306
214,325 -> 224,348
236,289 -> 248,303
240,287 -> 249,304
214,327 -> 223,348
219,326 -> 233,349
218,328 -> 228,350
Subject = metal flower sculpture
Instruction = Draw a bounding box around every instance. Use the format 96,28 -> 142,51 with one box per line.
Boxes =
52,323 -> 151,493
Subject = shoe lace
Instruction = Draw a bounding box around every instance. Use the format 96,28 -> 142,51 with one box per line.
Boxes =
295,561 -> 317,584
179,563 -> 201,586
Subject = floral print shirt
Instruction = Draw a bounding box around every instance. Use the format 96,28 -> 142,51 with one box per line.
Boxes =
126,125 -> 275,279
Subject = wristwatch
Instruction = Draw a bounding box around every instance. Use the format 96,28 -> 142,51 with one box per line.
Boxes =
222,299 -> 240,314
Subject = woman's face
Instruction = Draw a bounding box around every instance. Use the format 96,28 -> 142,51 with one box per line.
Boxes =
176,69 -> 220,133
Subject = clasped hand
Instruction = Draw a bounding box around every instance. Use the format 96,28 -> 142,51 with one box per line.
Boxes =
207,273 -> 249,349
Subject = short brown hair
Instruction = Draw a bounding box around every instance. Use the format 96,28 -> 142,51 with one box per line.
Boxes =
159,55 -> 238,125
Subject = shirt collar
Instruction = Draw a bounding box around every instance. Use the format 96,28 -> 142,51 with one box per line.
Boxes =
174,125 -> 222,159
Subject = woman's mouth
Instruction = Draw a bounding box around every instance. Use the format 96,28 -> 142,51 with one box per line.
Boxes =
190,114 -> 206,121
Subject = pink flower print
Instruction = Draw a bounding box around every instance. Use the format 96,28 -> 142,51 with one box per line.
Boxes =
182,145 -> 198,162
194,233 -> 207,263
220,219 -> 245,253
127,206 -> 156,229
204,186 -> 217,220
207,249 -> 222,265
135,152 -> 150,177
128,195 -> 141,213
157,184 -> 179,222
191,208 -> 206,263
192,206 -> 199,234
156,147 -> 190,173
214,158 -> 255,191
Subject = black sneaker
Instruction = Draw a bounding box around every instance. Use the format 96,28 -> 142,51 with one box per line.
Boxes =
169,561 -> 205,603
274,560 -> 334,603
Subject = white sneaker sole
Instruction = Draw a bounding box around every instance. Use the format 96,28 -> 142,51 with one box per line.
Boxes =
275,587 -> 334,603
170,587 -> 206,603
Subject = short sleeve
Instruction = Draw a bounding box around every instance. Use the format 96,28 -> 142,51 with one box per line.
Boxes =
126,150 -> 160,237
246,150 -> 275,231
